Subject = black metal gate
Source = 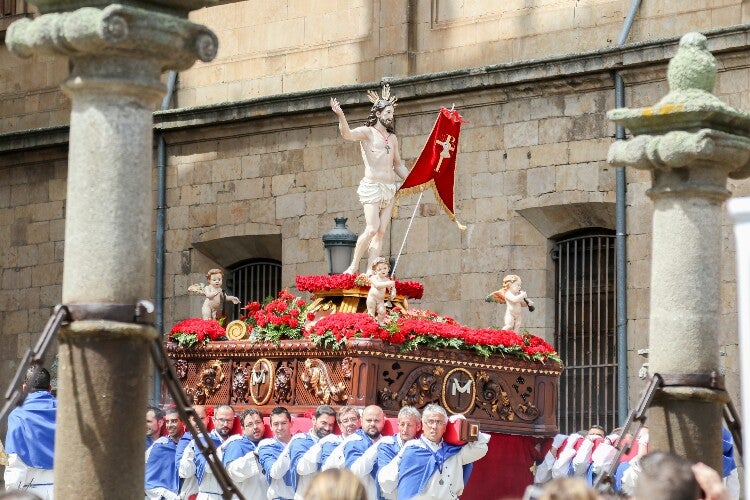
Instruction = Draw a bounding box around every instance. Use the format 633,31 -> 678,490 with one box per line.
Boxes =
227,259 -> 282,320
553,232 -> 617,434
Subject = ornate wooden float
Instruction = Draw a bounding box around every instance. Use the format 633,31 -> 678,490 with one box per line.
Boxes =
165,336 -> 561,436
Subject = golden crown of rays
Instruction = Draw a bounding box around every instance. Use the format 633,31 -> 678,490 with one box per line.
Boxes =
367,83 -> 398,107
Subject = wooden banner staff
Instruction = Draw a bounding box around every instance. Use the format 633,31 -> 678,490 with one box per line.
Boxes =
391,104 -> 455,279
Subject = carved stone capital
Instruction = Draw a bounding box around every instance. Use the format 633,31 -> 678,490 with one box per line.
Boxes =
7,4 -> 217,71
608,129 -> 750,174
609,129 -> 750,201
607,32 -> 750,191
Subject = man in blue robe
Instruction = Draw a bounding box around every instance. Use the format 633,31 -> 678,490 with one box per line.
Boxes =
179,405 -> 237,499
220,408 -> 268,499
257,406 -> 295,500
280,404 -> 336,499
145,407 -> 183,499
338,405 -> 387,500
4,364 -> 57,500
721,427 -> 739,499
146,406 -> 165,448
385,404 -> 489,500
377,406 -> 422,500
174,405 -> 206,499
303,406 -> 361,473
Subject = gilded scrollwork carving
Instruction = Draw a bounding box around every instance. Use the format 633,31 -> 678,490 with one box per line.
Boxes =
187,386 -> 207,405
274,363 -> 293,404
341,357 -> 353,379
476,371 -> 538,421
231,364 -> 250,404
174,359 -> 188,380
300,358 -> 348,404
186,360 -> 225,405
202,360 -> 225,394
380,365 -> 444,410
476,371 -> 509,420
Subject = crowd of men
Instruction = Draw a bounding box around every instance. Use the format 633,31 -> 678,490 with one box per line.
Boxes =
532,423 -> 740,499
1,365 -> 742,500
3,363 -> 491,499
144,402 -> 489,500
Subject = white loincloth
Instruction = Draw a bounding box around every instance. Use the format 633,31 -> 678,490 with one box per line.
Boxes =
357,178 -> 397,209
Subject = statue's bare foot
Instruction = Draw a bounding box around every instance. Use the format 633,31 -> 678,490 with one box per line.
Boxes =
343,266 -> 358,275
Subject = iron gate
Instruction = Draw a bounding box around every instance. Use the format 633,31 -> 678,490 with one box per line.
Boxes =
553,232 -> 617,434
227,259 -> 282,320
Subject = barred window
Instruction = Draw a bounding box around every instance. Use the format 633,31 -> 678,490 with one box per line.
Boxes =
1,1 -> 31,35
553,231 -> 617,434
226,259 -> 282,320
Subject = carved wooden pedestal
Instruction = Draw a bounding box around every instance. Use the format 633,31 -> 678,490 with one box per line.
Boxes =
166,338 -> 561,435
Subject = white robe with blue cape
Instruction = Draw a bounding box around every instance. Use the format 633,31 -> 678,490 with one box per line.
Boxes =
4,391 -> 57,498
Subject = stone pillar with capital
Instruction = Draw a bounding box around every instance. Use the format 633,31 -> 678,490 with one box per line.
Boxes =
608,32 -> 750,470
6,2 -> 217,498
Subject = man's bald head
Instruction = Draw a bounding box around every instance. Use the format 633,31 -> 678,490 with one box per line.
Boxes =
362,405 -> 385,440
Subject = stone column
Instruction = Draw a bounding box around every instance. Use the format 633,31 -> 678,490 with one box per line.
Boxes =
7,3 -> 216,498
608,32 -> 750,470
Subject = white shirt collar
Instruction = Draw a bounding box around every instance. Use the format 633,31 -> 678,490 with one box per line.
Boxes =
422,436 -> 443,451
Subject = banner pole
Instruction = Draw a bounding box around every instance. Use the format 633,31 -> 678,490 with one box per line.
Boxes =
391,191 -> 423,278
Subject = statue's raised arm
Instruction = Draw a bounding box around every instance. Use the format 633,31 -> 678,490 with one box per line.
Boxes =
330,97 -> 368,142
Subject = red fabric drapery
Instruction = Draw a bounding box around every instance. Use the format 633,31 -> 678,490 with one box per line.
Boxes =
397,107 -> 467,229
462,433 -> 550,500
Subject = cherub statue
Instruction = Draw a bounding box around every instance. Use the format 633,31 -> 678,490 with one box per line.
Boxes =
188,268 -> 240,320
366,257 -> 396,324
486,274 -> 534,332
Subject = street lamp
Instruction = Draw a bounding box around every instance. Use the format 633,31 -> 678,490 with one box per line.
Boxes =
322,217 -> 357,275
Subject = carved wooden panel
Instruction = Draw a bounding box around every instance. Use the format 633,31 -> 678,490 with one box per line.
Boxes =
179,359 -> 231,406
166,339 -> 561,435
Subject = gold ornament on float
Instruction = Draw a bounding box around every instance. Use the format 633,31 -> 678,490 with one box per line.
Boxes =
225,320 -> 249,340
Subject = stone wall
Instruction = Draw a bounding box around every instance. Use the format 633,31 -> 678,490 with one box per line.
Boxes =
0,45 -> 70,132
177,0 -> 749,106
159,83 -> 615,338
3,1 -> 748,129
0,147 -> 67,378
1,2 -> 750,437
152,43 -> 750,414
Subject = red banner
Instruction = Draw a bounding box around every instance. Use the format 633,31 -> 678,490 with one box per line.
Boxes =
397,108 -> 467,229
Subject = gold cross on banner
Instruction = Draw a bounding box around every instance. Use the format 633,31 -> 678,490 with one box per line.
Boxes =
434,134 -> 456,172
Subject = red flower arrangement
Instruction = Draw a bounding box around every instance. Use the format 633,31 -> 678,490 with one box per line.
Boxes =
295,274 -> 424,300
242,289 -> 307,343
169,292 -> 560,363
521,333 -> 558,360
296,274 -> 360,291
306,313 -> 387,349
169,318 -> 226,348
309,308 -> 560,363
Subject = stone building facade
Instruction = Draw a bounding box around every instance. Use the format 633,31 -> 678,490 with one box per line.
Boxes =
1,0 -> 749,438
